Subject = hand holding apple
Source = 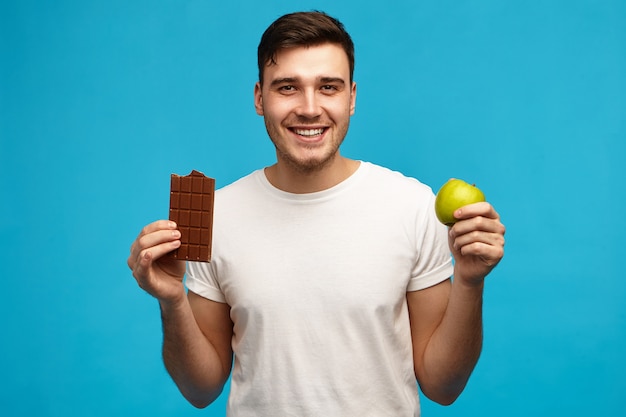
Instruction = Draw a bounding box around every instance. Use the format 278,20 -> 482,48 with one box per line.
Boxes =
435,179 -> 505,285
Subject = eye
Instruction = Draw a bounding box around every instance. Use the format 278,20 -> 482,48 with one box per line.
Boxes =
320,84 -> 342,94
278,85 -> 296,92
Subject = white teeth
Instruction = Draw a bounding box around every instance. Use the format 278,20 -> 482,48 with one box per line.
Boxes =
294,128 -> 324,137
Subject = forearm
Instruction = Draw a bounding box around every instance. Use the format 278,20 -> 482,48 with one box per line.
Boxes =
415,199 -> 504,404
420,277 -> 484,404
160,295 -> 230,408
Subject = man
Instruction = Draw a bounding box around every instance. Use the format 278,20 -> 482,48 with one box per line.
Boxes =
128,11 -> 505,416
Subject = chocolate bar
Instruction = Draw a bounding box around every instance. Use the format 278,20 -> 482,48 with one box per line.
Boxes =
168,170 -> 215,262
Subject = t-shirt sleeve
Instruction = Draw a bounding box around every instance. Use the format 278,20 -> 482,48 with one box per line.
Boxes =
407,192 -> 454,292
185,261 -> 227,303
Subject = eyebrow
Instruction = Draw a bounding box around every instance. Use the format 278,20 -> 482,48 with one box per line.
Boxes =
269,76 -> 347,87
269,77 -> 297,87
319,77 -> 346,85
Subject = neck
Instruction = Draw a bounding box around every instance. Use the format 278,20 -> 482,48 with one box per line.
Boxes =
265,155 -> 360,194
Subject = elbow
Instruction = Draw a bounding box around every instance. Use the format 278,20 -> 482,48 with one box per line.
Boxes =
418,376 -> 467,406
426,390 -> 461,406
180,382 -> 226,409
184,388 -> 223,409
415,360 -> 476,406
188,399 -> 211,409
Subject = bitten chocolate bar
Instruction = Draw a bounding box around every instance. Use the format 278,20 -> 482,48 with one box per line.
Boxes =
168,170 -> 215,262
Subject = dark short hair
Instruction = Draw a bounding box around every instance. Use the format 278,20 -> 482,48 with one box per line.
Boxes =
257,11 -> 355,85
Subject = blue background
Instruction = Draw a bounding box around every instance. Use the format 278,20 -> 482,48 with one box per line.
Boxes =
1,0 -> 624,415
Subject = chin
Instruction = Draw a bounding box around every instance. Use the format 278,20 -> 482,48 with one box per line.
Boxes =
284,151 -> 338,173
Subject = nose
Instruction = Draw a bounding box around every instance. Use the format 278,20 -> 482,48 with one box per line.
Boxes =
295,89 -> 322,118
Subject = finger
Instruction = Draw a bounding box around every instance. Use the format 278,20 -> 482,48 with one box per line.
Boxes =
450,216 -> 506,240
135,237 -> 181,268
454,202 -> 499,221
458,241 -> 505,266
137,228 -> 181,252
139,220 -> 178,238
132,248 -> 154,279
452,229 -> 505,252
128,223 -> 180,271
131,238 -> 182,278
129,220 -> 177,260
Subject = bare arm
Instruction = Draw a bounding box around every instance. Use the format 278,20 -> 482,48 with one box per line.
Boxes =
161,292 -> 233,408
408,202 -> 505,405
128,220 -> 233,408
408,277 -> 484,405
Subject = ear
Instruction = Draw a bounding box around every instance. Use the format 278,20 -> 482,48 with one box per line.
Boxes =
254,82 -> 264,115
349,82 -> 357,116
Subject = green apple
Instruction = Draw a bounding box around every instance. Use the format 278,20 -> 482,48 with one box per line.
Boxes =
435,179 -> 486,226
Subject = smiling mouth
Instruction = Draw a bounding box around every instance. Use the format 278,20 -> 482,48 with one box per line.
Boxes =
291,127 -> 326,137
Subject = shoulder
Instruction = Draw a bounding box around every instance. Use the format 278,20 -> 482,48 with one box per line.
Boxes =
216,169 -> 262,194
213,169 -> 266,204
361,162 -> 435,199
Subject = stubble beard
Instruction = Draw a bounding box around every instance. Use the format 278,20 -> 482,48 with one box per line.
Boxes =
265,118 -> 350,174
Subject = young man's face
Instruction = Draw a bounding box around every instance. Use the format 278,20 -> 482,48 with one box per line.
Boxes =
254,43 -> 356,173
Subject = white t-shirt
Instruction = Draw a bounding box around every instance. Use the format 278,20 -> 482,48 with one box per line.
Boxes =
186,162 -> 453,417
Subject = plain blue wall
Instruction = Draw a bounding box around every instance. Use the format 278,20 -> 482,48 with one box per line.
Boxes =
1,0 -> 624,415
